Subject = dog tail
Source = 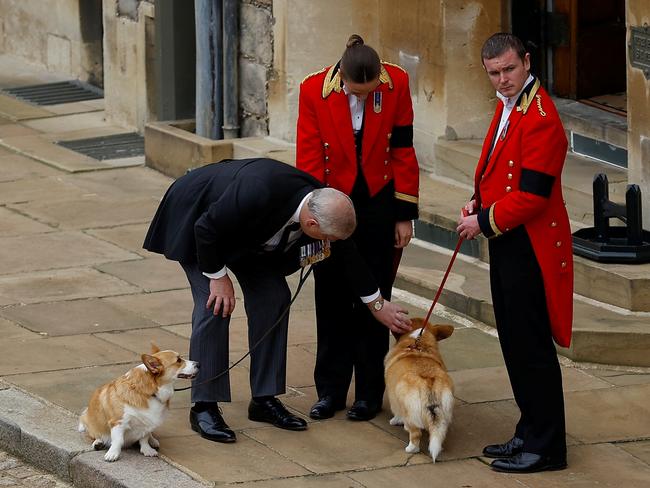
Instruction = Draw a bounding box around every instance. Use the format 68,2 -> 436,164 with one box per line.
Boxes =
427,389 -> 454,423
78,408 -> 88,433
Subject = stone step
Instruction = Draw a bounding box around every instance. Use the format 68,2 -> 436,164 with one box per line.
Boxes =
433,138 -> 628,226
396,240 -> 650,367
417,172 -> 650,312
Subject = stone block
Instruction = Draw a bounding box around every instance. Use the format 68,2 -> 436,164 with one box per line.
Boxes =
0,388 -> 90,481
241,115 -> 269,137
144,121 -> 233,179
240,3 -> 273,65
71,450 -> 206,488
239,59 -> 268,116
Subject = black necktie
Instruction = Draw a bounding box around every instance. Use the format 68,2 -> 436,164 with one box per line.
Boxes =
275,221 -> 301,252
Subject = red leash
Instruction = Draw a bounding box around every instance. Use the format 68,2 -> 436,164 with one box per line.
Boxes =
416,209 -> 469,341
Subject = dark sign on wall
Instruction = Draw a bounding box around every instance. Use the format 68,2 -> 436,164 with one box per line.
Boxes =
630,26 -> 650,79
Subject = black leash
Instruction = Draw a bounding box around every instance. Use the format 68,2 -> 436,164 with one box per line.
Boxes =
174,265 -> 314,392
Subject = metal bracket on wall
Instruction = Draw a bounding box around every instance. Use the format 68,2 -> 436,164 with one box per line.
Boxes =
630,25 -> 650,80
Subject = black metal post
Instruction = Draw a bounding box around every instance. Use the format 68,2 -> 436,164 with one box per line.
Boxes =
626,184 -> 643,245
593,174 -> 610,242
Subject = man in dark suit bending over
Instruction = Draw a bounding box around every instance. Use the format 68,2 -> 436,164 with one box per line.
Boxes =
143,158 -> 411,443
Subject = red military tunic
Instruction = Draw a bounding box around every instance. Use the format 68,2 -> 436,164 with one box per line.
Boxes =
475,79 -> 574,347
296,61 -> 419,220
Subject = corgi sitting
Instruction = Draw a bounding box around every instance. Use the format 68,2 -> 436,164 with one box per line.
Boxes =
78,345 -> 198,462
384,318 -> 454,462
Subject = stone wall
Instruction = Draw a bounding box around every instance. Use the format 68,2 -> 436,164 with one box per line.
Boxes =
240,0 -> 274,136
102,0 -> 155,132
268,0 -> 500,170
0,0 -> 103,85
627,1 -> 650,229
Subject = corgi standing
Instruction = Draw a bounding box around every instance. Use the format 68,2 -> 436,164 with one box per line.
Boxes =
384,319 -> 454,461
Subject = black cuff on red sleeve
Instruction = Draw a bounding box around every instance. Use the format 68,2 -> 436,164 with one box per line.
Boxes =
477,207 -> 495,238
395,199 -> 419,221
520,168 -> 555,198
390,125 -> 414,148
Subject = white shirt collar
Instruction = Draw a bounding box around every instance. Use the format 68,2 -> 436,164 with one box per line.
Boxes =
496,74 -> 535,110
290,192 -> 312,224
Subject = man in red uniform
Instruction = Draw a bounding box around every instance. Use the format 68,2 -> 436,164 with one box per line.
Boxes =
457,33 -> 573,473
297,35 -> 419,421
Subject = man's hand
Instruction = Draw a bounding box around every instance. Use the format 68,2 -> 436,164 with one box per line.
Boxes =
394,220 -> 413,249
371,300 -> 412,334
206,275 -> 236,317
456,201 -> 481,240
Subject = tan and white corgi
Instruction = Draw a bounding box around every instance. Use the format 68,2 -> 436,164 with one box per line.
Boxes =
384,318 -> 454,462
78,345 -> 198,462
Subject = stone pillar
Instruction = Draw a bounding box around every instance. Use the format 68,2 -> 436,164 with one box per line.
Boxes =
102,0 -> 155,131
627,2 -> 650,229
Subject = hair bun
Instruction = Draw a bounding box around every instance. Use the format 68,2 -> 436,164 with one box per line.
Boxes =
346,34 -> 365,49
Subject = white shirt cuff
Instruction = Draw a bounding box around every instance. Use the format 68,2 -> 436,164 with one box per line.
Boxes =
202,267 -> 228,280
360,290 -> 381,304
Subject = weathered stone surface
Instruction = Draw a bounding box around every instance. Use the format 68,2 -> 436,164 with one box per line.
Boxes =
96,257 -> 188,292
0,298 -> 159,336
0,231 -> 139,275
159,433 -> 309,483
240,3 -> 273,65
0,389 -> 90,480
104,289 -> 193,326
0,207 -> 52,236
0,268 -> 140,305
70,450 -> 206,488
86,223 -> 152,256
239,59 -> 268,116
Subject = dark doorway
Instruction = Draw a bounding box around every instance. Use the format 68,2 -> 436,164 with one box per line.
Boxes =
512,0 -> 627,114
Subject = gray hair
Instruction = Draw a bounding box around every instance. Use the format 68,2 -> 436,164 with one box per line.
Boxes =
307,188 -> 356,239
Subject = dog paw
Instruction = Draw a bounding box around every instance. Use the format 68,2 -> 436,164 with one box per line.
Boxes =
140,445 -> 159,457
405,442 -> 420,454
92,440 -> 105,450
104,448 -> 121,462
148,435 -> 160,449
389,416 -> 404,426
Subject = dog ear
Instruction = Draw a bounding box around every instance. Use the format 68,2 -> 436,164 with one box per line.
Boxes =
150,342 -> 160,354
433,325 -> 454,341
142,354 -> 163,374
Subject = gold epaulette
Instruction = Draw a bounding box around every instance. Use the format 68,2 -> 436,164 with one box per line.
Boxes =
301,67 -> 327,85
516,78 -> 541,115
322,65 -> 343,98
381,61 -> 406,73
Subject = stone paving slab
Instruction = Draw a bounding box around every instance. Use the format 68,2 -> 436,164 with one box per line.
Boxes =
590,368 -> 650,387
3,364 -> 136,414
21,112 -> 108,134
0,122 -> 41,138
565,383 -> 650,443
0,152 -> 62,181
0,388 -> 90,480
226,473 -> 364,487
0,207 -> 53,236
0,335 -> 137,375
96,257 -> 189,292
159,433 -> 310,484
0,298 -> 160,336
86,223 -> 152,256
10,196 -> 159,230
62,167 -> 171,200
437,327 -> 504,371
0,176 -> 89,205
43,100 -> 104,116
0,94 -> 52,120
0,268 -> 140,305
0,231 -> 139,276
70,450 -> 208,488
619,440 -> 650,464
451,365 -> 613,404
104,290 -> 194,326
0,317 -> 41,340
0,449 -> 73,488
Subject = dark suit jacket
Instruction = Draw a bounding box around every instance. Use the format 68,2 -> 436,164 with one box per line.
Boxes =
143,158 -> 377,297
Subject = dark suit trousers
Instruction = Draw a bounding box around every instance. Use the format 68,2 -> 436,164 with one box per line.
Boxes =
313,185 -> 396,404
181,258 -> 291,403
488,226 -> 566,457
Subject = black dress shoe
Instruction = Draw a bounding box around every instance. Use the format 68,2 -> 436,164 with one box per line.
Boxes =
347,400 -> 381,421
248,397 -> 307,431
189,407 -> 236,443
309,396 -> 346,420
482,436 -> 524,458
491,452 -> 567,473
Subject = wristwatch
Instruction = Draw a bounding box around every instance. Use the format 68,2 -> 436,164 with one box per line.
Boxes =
371,298 -> 384,312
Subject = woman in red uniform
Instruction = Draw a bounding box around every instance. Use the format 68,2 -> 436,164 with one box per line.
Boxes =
297,34 -> 419,421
